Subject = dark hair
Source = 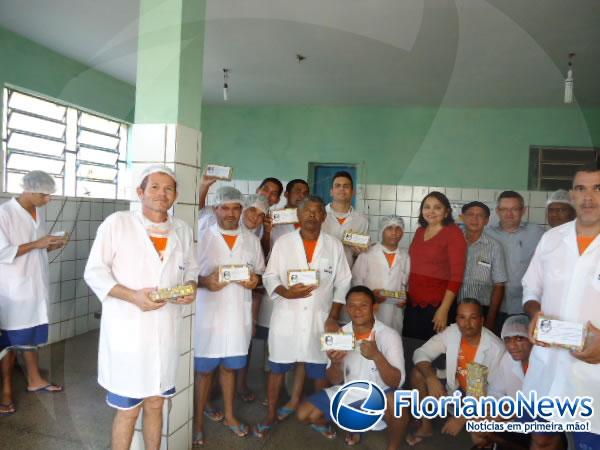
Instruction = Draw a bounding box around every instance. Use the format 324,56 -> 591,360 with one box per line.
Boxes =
497,190 -> 524,208
417,191 -> 454,228
258,177 -> 284,196
286,179 -> 309,194
458,298 -> 483,317
331,171 -> 354,189
297,195 -> 326,214
573,162 -> 600,184
345,285 -> 376,305
461,201 -> 490,217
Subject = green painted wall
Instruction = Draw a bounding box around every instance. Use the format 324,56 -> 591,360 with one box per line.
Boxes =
2,26 -> 599,190
0,26 -> 135,122
201,105 -> 600,189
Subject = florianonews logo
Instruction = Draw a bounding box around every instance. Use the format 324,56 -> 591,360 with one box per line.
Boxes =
330,380 -> 387,432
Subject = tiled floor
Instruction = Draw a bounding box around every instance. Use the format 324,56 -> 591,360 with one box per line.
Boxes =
0,331 -> 474,449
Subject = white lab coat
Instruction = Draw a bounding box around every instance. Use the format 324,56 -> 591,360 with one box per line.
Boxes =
84,211 -> 199,398
352,243 -> 410,333
0,198 -> 49,330
257,222 -> 297,328
195,223 -> 265,359
521,220 -> 600,432
322,204 -> 368,268
263,230 -> 352,364
488,352 -> 525,399
413,323 -> 505,393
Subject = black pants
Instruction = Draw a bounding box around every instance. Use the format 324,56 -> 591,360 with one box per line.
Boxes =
402,302 -> 457,342
402,302 -> 457,374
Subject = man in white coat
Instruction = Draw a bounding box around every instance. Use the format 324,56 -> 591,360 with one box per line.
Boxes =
352,215 -> 410,334
297,286 -> 409,448
407,299 -> 504,446
193,186 -> 265,445
322,171 -> 369,268
255,179 -> 309,418
522,164 -> 600,450
84,165 -> 198,450
0,171 -> 66,416
254,195 -> 352,438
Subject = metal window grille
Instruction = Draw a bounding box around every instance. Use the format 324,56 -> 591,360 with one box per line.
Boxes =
2,87 -> 129,199
529,146 -> 600,191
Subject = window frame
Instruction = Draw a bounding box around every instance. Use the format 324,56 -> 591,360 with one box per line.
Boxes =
1,86 -> 130,200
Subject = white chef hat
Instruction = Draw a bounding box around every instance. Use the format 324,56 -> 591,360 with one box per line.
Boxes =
379,215 -> 405,240
245,194 -> 269,214
214,186 -> 244,206
546,189 -> 572,206
501,315 -> 530,340
138,164 -> 177,188
21,170 -> 56,195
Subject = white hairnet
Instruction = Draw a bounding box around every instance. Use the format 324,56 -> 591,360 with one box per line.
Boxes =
214,186 -> 243,206
546,189 -> 572,206
138,164 -> 177,188
245,194 -> 269,214
501,315 -> 530,340
379,215 -> 405,240
22,170 -> 56,194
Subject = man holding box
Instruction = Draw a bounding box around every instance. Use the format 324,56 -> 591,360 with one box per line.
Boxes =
0,171 -> 66,417
297,285 -> 408,448
523,164 -> 600,450
193,186 -> 265,445
407,299 -> 504,445
322,171 -> 369,268
254,178 -> 310,416
254,195 -> 352,438
352,215 -> 410,334
84,165 -> 199,450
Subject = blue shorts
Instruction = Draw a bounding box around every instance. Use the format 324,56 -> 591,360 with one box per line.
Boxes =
308,387 -> 393,422
268,361 -> 326,380
573,432 -> 600,450
106,387 -> 176,410
194,355 -> 248,373
0,324 -> 48,348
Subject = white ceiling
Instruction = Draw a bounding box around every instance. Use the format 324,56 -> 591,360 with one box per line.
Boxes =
1,0 -> 599,106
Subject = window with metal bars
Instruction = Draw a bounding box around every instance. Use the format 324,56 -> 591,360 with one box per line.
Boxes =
528,145 -> 600,191
2,87 -> 129,199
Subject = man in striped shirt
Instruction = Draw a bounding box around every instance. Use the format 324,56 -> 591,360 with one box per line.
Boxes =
458,201 -> 507,333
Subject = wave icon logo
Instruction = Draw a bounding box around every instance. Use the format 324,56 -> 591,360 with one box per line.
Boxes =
330,380 -> 387,432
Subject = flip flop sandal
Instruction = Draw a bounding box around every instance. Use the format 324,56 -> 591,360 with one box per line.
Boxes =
310,423 -> 336,440
277,406 -> 296,421
26,383 -> 63,393
203,407 -> 224,422
192,431 -> 204,446
0,402 -> 16,417
406,432 -> 432,447
253,423 -> 272,439
345,433 -> 362,446
224,422 -> 249,438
